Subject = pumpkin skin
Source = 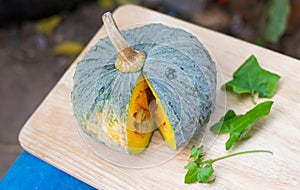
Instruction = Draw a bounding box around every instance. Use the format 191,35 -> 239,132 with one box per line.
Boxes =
72,22 -> 216,155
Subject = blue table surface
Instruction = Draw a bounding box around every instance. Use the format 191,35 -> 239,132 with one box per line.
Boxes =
0,151 -> 96,190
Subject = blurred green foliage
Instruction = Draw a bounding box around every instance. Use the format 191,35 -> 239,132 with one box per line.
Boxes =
34,15 -> 62,36
97,0 -> 136,9
53,41 -> 84,56
265,0 -> 290,43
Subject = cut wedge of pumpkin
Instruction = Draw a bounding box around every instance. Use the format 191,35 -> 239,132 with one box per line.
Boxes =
127,73 -> 176,155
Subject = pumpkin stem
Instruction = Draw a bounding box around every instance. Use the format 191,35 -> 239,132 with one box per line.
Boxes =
102,12 -> 146,73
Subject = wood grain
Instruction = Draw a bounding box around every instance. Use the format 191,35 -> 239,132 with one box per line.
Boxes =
19,5 -> 300,189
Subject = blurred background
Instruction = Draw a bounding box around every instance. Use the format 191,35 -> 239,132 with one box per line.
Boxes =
0,0 -> 299,178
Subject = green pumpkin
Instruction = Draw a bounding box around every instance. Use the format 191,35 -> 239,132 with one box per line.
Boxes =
72,12 -> 216,155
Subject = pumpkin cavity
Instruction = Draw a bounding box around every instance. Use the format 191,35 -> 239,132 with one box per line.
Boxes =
127,73 -> 176,155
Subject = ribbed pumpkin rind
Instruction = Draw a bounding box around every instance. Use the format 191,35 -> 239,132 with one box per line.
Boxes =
72,23 -> 216,153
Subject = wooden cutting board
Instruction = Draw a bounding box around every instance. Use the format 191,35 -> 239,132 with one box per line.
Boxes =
19,5 -> 300,189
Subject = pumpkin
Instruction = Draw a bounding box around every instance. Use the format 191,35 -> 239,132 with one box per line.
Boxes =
72,12 -> 216,155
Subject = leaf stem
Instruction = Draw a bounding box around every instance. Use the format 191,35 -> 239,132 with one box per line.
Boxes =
251,90 -> 256,104
206,150 -> 272,164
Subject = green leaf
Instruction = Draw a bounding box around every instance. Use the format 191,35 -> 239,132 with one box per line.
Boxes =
210,110 -> 237,133
184,162 -> 215,184
210,101 -> 273,150
184,162 -> 200,184
184,145 -> 272,185
197,165 -> 215,184
225,55 -> 280,104
97,0 -> 114,8
35,15 -> 61,36
225,101 -> 273,150
53,41 -> 84,56
116,0 -> 136,5
265,0 -> 290,43
185,161 -> 197,170
190,145 -> 204,163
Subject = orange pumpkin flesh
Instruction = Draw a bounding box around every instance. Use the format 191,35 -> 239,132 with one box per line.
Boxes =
127,74 -> 176,155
